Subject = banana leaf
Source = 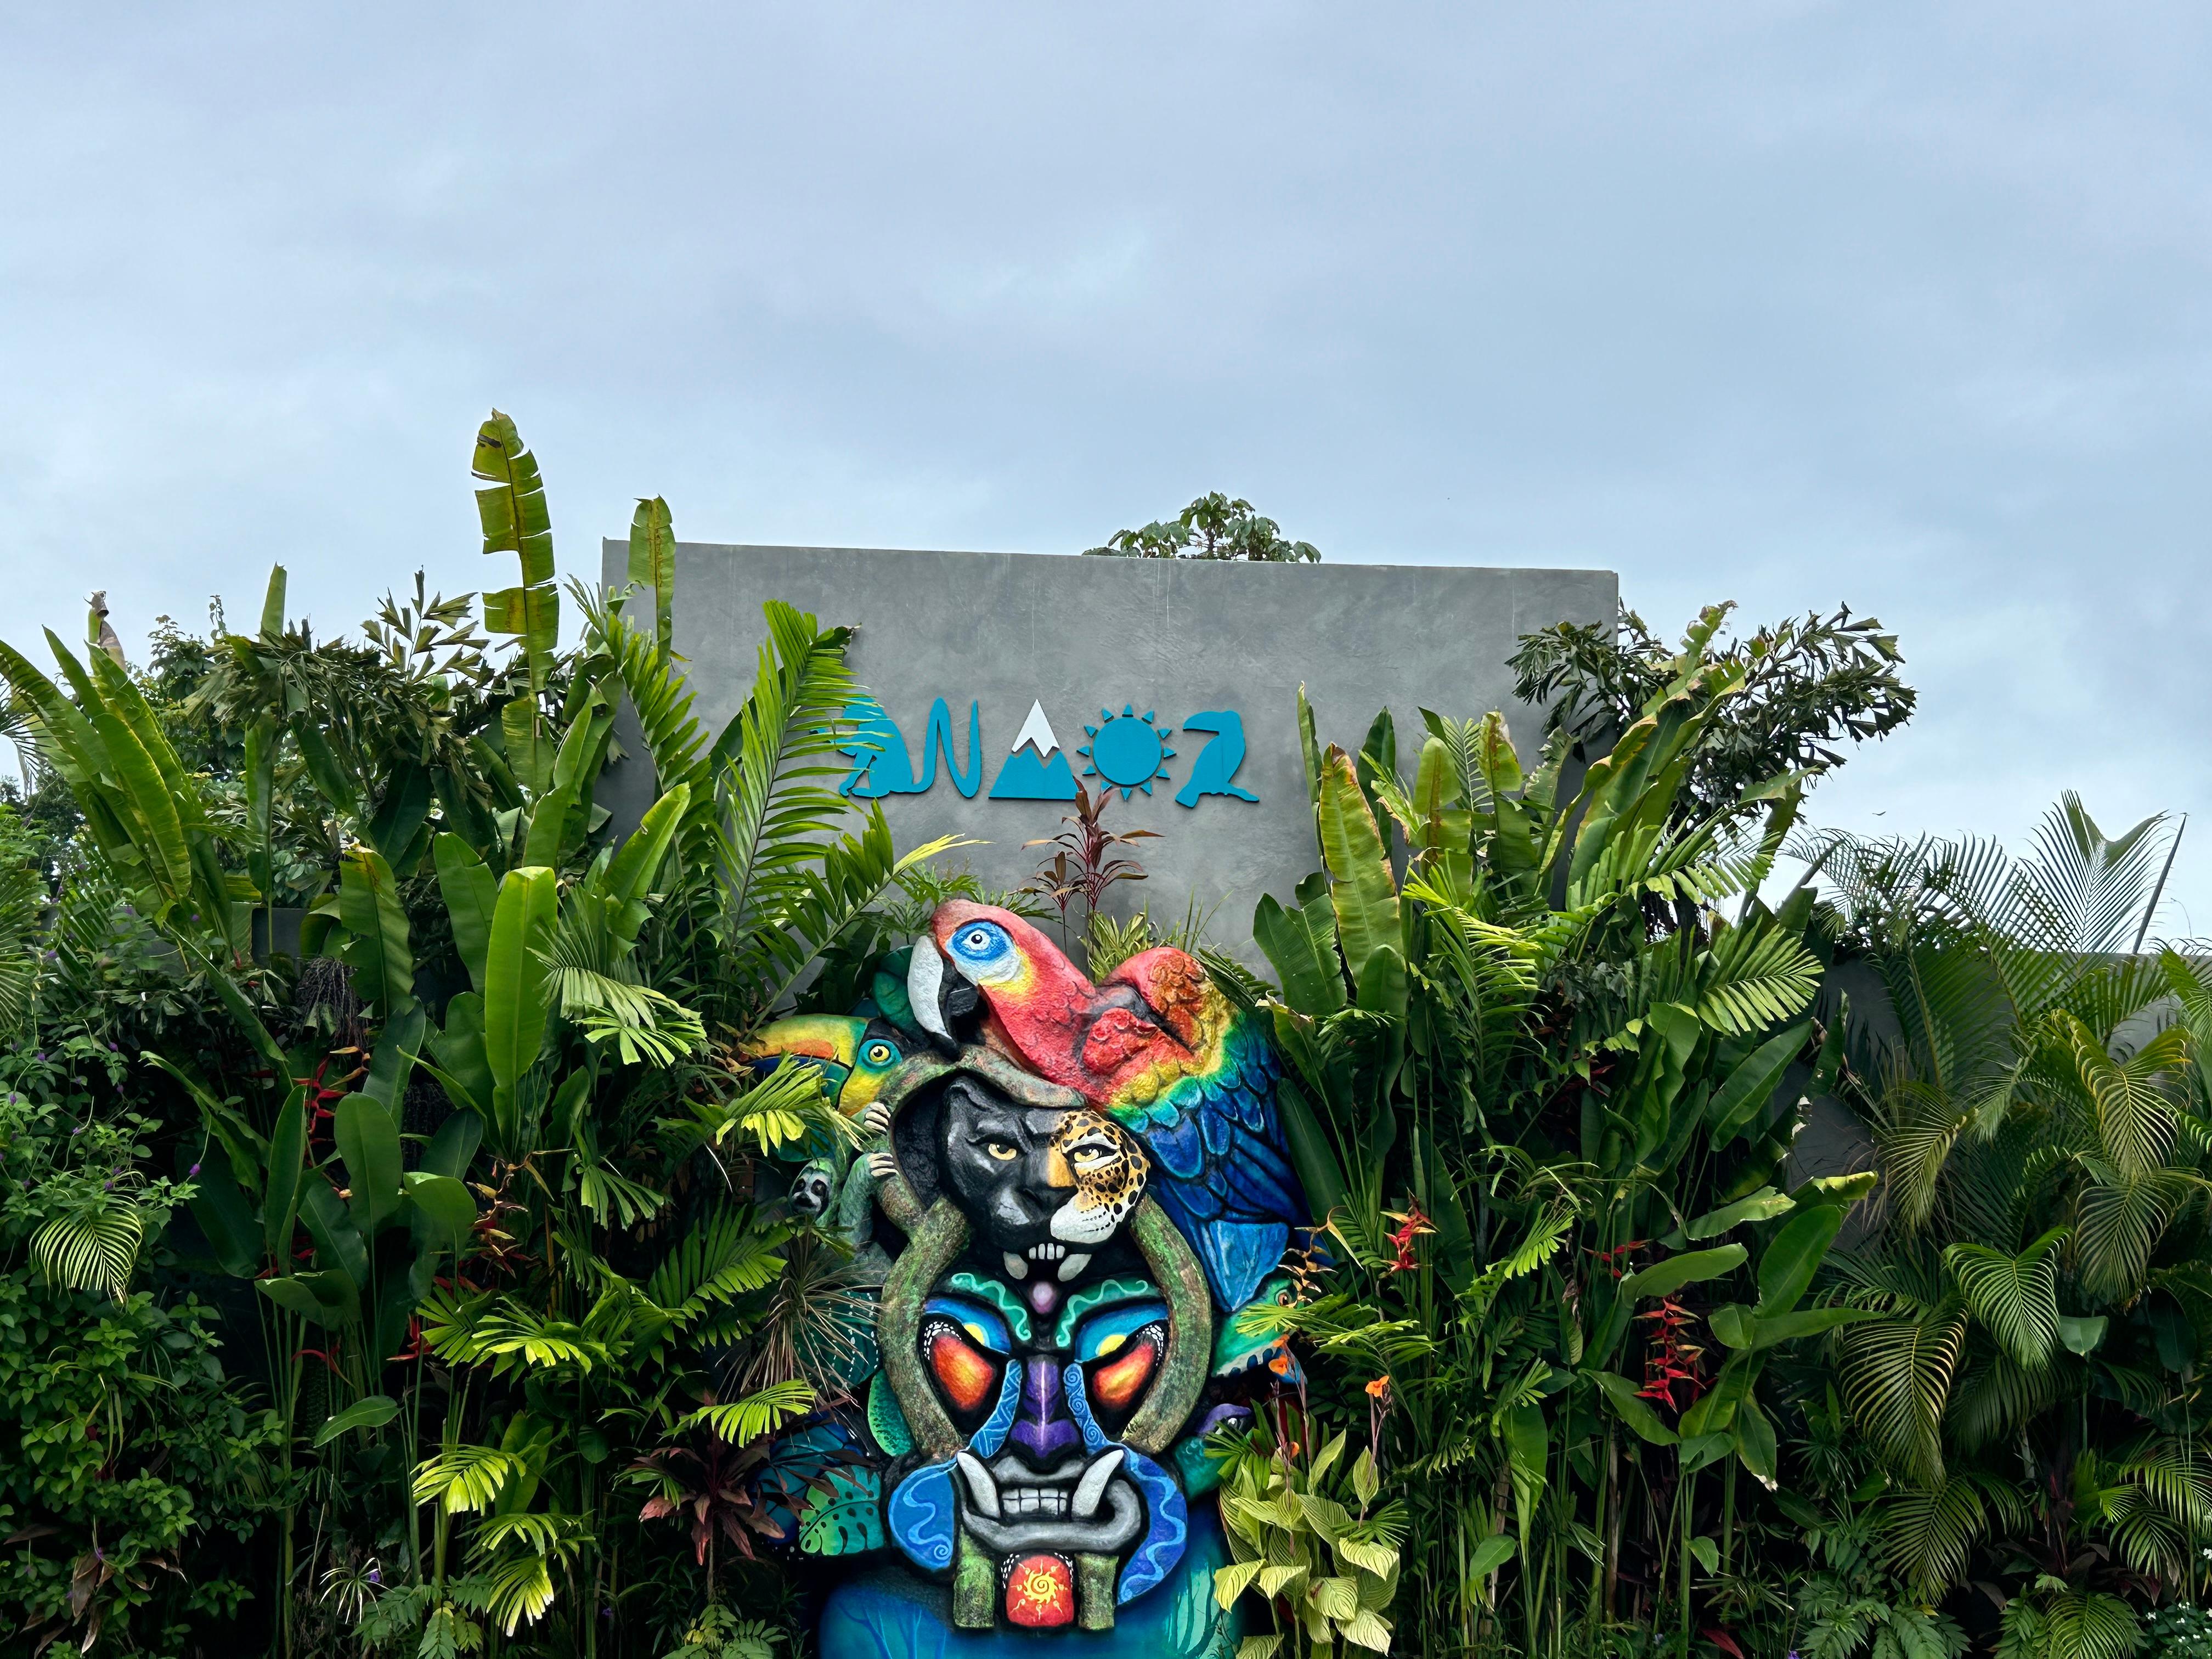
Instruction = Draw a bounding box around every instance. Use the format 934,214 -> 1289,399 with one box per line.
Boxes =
434,834 -> 499,995
336,1091 -> 406,1237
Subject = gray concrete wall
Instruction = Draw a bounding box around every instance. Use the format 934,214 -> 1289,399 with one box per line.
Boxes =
599,541 -> 1616,956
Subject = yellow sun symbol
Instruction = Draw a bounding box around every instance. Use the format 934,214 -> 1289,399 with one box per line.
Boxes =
1016,1565 -> 1066,1614
1077,706 -> 1176,800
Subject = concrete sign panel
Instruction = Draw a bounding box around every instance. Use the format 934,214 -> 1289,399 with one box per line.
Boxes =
600,541 -> 1616,953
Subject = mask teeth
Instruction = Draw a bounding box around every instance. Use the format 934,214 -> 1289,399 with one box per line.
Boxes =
1026,1243 -> 1066,1261
1003,1488 -> 1070,1517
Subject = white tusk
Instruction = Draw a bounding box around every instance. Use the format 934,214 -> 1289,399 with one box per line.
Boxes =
954,1452 -> 1001,1520
1056,1252 -> 1093,1283
907,940 -> 951,1044
1002,1251 -> 1030,1281
1071,1449 -> 1124,1519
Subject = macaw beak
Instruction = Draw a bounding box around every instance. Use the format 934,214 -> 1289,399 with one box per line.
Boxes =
906,935 -> 979,1056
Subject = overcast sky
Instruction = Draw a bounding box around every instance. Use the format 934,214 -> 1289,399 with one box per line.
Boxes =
4,5 -> 2208,930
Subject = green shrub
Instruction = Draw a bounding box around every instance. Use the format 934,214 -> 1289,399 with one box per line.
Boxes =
0,1277 -> 278,1654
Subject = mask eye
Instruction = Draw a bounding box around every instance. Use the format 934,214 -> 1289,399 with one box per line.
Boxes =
922,1318 -> 1001,1414
1090,1338 -> 1160,1412
985,1139 -> 1019,1163
863,1041 -> 896,1065
962,927 -> 994,952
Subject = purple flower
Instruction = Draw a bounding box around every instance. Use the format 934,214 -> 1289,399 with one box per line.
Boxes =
103,1180 -> 114,1190
33,1052 -> 43,1063
70,1126 -> 82,1137
367,1567 -> 381,1585
187,1163 -> 200,1177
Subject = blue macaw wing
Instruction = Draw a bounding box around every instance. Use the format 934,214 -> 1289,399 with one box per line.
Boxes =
1143,1112 -> 1207,1183
1216,1128 -> 1301,1223
1132,1038 -> 1309,1312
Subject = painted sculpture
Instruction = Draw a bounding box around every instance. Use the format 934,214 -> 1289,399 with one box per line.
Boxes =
746,904 -> 1308,1658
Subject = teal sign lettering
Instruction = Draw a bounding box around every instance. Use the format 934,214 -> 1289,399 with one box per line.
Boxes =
837,699 -> 1256,808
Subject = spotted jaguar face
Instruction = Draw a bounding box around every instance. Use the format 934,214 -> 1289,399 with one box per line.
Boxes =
1047,1111 -> 1147,1247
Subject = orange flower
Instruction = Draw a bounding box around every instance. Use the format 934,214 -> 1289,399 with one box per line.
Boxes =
1365,1375 -> 1392,1399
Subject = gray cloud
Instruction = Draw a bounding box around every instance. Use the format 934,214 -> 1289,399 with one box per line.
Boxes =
3,3 -> 2207,926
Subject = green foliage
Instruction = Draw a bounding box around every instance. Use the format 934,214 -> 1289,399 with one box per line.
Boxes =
1240,614 -> 1883,1659
8,402 -> 2202,1659
0,1277 -> 277,1654
1084,490 -> 1322,561
1510,600 -> 1916,821
2146,1604 -> 2212,1658
0,406 -> 957,1656
1212,1420 -> 1404,1657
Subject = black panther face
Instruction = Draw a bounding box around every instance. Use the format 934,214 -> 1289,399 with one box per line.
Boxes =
940,1077 -> 1094,1280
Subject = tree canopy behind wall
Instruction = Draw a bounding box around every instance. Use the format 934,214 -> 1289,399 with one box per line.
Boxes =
1084,492 -> 1321,562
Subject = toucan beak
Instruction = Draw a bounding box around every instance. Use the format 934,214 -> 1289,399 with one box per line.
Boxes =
906,936 -> 978,1056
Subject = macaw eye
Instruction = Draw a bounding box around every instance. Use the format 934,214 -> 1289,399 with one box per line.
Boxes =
953,922 -> 1013,964
985,1139 -> 1019,1163
862,1041 -> 896,1065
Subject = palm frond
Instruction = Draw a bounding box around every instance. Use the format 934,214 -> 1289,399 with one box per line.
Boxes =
413,1444 -> 525,1514
1945,1227 -> 2066,1368
674,1378 -> 816,1447
1840,1307 -> 1966,1483
1877,1470 -> 1994,1602
31,1200 -> 144,1301
0,854 -> 44,1034
644,1207 -> 790,1335
2073,1159 -> 2194,1303
2052,1013 -> 2186,1178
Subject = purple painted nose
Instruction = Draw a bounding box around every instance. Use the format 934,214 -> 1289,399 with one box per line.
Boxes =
1009,1357 -> 1081,1460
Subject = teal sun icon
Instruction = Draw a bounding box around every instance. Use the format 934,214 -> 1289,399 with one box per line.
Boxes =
1077,706 -> 1176,799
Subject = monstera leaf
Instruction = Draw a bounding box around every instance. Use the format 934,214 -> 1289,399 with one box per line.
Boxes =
799,1467 -> 885,1556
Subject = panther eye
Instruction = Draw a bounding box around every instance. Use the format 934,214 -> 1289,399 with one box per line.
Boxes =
984,1139 -> 1019,1163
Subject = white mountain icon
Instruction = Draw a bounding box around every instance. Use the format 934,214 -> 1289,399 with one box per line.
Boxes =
1008,699 -> 1060,758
